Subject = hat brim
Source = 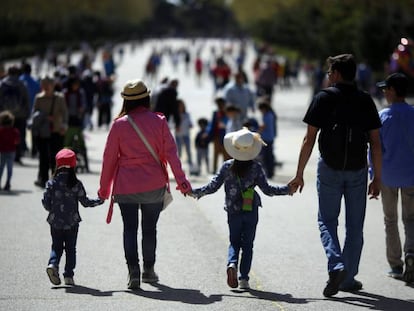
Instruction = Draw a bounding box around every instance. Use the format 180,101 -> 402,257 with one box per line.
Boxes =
121,90 -> 150,100
223,132 -> 263,161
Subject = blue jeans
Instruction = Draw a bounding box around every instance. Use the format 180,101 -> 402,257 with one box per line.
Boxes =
0,152 -> 15,186
227,209 -> 259,281
119,202 -> 163,268
48,224 -> 79,277
317,159 -> 367,287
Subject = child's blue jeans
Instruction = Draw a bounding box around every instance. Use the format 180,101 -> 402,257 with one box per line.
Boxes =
48,224 -> 79,277
0,152 -> 15,185
227,209 -> 259,281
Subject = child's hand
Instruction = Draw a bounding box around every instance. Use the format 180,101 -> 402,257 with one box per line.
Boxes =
188,190 -> 202,200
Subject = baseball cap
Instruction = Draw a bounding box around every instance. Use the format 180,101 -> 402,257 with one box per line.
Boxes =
376,73 -> 408,95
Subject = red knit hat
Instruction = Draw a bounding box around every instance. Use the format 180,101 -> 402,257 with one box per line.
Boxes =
55,148 -> 77,168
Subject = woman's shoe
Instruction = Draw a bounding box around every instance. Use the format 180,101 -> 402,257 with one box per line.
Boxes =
127,265 -> 140,290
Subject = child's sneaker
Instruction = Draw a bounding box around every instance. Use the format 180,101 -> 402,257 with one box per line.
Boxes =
239,279 -> 250,290
64,277 -> 75,286
46,264 -> 61,285
226,263 -> 238,288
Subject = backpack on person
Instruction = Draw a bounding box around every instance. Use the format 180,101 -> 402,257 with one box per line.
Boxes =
318,87 -> 369,170
28,96 -> 55,138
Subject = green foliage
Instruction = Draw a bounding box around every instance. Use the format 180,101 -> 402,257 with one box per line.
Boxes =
232,0 -> 414,70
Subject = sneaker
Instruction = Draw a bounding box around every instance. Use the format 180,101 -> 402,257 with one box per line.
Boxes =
387,266 -> 403,279
239,279 -> 250,290
226,263 -> 238,289
323,269 -> 347,297
127,266 -> 140,290
403,253 -> 414,283
141,266 -> 159,283
339,279 -> 363,292
46,264 -> 61,285
64,277 -> 75,286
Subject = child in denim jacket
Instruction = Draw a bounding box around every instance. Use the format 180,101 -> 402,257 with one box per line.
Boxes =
190,128 -> 295,290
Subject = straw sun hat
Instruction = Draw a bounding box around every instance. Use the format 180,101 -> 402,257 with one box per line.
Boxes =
121,79 -> 151,100
223,127 -> 266,161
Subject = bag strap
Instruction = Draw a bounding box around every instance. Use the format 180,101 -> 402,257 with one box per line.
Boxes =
127,115 -> 160,165
127,115 -> 170,190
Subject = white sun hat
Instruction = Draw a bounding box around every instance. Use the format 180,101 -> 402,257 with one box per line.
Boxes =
223,127 -> 266,161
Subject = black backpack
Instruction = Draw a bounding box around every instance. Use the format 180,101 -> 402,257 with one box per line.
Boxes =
318,87 -> 369,170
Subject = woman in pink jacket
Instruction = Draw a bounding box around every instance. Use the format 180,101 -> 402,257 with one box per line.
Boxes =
98,79 -> 191,290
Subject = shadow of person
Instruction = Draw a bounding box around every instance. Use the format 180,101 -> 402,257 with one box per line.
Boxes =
0,189 -> 33,196
330,290 -> 414,310
126,282 -> 222,305
52,285 -> 115,297
247,288 -> 309,305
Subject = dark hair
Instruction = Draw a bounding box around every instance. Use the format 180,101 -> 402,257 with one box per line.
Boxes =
0,110 -> 15,126
54,167 -> 79,189
231,160 -> 253,178
116,96 -> 150,118
327,54 -> 356,82
198,117 -> 208,128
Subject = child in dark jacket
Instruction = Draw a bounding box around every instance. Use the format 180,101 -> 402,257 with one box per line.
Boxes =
190,128 -> 295,290
42,148 -> 103,286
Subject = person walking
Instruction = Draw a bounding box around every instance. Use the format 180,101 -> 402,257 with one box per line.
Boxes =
154,78 -> 181,130
0,110 -> 20,191
0,66 -> 30,164
258,98 -> 277,178
98,79 -> 192,290
288,54 -> 382,297
208,96 -> 230,173
43,148 -> 103,286
194,117 -> 210,175
224,72 -> 255,124
19,62 -> 41,157
376,73 -> 414,283
190,128 -> 294,290
32,76 -> 68,188
174,99 -> 193,169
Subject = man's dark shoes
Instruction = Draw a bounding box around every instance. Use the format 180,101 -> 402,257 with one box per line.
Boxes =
339,279 -> 363,292
323,269 -> 347,297
403,253 -> 414,283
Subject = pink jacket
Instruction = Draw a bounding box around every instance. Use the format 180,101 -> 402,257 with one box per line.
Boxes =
98,106 -> 191,199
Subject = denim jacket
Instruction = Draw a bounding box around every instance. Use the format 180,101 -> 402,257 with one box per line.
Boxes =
42,172 -> 101,229
192,159 -> 289,214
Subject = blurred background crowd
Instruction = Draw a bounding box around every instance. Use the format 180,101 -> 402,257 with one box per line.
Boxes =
0,0 -> 413,190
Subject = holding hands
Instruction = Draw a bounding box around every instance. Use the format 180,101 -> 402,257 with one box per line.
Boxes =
288,175 -> 304,195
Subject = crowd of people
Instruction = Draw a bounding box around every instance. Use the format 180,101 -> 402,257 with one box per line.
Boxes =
0,45 -> 117,190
